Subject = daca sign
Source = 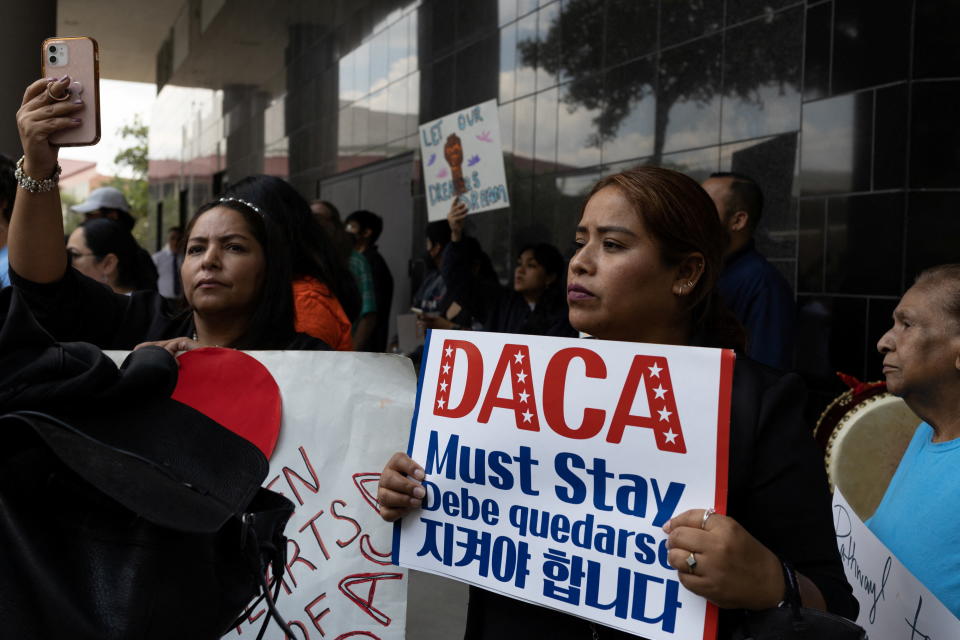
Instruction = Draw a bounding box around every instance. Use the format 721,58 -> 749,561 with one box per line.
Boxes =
393,331 -> 735,639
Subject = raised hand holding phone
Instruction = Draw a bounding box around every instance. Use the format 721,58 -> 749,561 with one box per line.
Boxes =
40,36 -> 100,147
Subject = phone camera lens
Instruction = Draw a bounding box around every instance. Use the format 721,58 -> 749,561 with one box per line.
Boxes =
49,56 -> 57,64
48,45 -> 57,53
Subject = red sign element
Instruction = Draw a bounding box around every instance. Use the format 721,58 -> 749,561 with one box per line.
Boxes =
338,572 -> 404,626
431,340 -> 687,453
478,344 -> 540,431
172,347 -> 282,458
352,472 -> 382,513
608,355 -> 686,452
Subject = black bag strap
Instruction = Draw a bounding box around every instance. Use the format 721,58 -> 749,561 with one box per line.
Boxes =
227,490 -> 298,639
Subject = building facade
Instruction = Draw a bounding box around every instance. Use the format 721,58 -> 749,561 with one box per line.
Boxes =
146,0 -> 960,405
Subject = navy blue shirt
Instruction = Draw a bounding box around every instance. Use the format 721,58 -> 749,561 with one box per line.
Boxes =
718,240 -> 795,369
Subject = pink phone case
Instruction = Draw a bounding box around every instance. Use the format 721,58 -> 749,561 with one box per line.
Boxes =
41,36 -> 101,146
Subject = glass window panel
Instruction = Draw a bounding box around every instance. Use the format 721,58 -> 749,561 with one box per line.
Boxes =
515,13 -> 538,97
659,35 -> 722,155
721,7 -> 801,143
387,17 -> 410,81
601,57 -> 656,165
499,0 -> 517,26
514,95 -> 536,172
535,87 -> 558,173
556,82 -> 600,168
370,32 -> 390,92
535,2 -> 560,92
500,23 -> 517,103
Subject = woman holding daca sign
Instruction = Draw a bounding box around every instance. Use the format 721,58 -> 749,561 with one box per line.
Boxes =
9,78 -> 330,351
379,167 -> 857,638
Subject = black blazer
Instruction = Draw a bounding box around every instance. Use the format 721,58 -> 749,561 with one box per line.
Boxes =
464,357 -> 857,640
10,267 -> 328,351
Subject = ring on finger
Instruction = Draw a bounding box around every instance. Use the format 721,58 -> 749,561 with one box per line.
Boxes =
701,507 -> 716,530
686,552 -> 697,574
45,83 -> 70,102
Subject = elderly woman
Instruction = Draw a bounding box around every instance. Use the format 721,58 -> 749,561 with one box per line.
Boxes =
378,166 -> 857,638
870,264 -> 960,616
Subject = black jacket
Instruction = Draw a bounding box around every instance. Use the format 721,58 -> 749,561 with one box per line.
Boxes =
464,358 -> 858,640
10,267 -> 328,350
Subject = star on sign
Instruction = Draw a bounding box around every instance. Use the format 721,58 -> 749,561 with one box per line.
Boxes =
445,346 -> 453,358
437,398 -> 446,409
648,362 -> 663,378
440,381 -> 448,392
518,390 -> 530,403
514,352 -> 525,364
653,384 -> 668,399
516,371 -> 527,383
663,429 -> 678,444
522,410 -> 533,423
657,407 -> 672,422
442,363 -> 451,375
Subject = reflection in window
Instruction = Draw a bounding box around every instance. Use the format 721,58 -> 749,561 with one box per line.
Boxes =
335,1 -> 421,170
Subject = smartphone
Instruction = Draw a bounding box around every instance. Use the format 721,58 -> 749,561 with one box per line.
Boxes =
41,36 -> 101,146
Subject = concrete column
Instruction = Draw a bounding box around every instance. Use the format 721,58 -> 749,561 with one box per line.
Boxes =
0,0 -> 57,157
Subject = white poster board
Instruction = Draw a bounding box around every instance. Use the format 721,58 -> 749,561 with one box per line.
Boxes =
393,330 -> 735,640
833,488 -> 959,639
108,351 -> 415,640
419,99 -> 510,221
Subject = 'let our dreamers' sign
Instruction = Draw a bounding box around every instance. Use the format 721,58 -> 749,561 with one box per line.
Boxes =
419,99 -> 510,221
393,331 -> 735,639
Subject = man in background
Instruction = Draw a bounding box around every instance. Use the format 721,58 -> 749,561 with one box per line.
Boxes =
702,171 -> 795,369
152,226 -> 182,301
346,210 -> 394,352
0,155 -> 16,287
72,186 -> 138,232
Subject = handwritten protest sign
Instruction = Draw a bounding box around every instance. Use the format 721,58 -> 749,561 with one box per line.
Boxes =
393,331 -> 734,639
419,99 -> 510,221
833,488 -> 959,640
108,351 -> 415,640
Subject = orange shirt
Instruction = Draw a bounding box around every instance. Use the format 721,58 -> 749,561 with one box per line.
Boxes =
292,276 -> 353,350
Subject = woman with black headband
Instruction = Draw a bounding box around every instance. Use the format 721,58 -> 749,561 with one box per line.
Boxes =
9,77 -> 328,351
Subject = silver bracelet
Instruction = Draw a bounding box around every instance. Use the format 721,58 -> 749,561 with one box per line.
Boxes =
15,156 -> 62,193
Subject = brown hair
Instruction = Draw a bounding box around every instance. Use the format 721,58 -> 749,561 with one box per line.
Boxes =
585,166 -> 746,351
914,263 -> 960,325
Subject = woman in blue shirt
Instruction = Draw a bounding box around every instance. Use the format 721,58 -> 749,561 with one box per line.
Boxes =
870,263 -> 960,615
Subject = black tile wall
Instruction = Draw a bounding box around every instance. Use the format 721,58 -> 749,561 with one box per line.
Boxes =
659,0 -> 722,48
825,193 -> 905,296
913,1 -> 960,79
798,198 -> 826,292
803,1 -> 831,101
905,192 -> 960,281
873,83 -> 908,191
910,81 -> 960,189
726,0 -> 795,26
602,0 -> 657,68
831,0 -> 911,95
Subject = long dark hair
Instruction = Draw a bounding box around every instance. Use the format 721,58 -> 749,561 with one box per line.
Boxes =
585,167 -> 746,351
81,218 -> 157,292
226,176 -> 361,321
